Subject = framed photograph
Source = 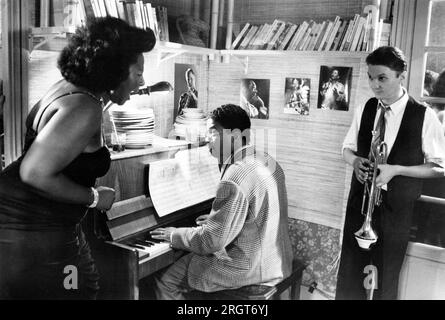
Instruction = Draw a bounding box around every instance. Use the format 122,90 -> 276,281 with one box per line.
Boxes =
240,79 -> 270,119
317,66 -> 352,111
174,63 -> 198,121
284,77 -> 311,115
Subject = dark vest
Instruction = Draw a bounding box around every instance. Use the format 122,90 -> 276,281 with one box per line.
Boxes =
349,96 -> 425,211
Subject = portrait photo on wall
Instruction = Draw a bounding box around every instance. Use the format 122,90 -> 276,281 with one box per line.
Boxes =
174,63 -> 198,121
317,66 -> 352,111
240,78 -> 270,119
284,77 -> 311,115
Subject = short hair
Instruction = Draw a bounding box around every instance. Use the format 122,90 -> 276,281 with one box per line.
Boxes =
58,17 -> 156,93
366,46 -> 407,75
210,104 -> 251,132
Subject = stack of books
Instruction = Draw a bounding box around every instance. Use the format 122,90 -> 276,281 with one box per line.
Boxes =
230,13 -> 391,52
47,0 -> 169,42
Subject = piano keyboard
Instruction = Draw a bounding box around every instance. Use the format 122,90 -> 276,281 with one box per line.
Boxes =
122,236 -> 172,258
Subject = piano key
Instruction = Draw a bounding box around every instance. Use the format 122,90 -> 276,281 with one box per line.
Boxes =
135,240 -> 153,246
128,243 -> 148,250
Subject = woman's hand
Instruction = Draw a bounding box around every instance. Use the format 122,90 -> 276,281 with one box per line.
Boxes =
195,214 -> 209,226
352,157 -> 372,184
96,186 -> 115,211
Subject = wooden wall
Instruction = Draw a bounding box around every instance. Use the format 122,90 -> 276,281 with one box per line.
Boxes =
27,49 -> 209,139
207,52 -> 374,229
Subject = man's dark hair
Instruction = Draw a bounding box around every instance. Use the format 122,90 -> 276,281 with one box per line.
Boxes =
366,46 -> 407,75
210,104 -> 251,131
58,16 -> 156,93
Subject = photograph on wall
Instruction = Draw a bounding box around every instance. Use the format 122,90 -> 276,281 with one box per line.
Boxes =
284,77 -> 311,115
317,66 -> 352,111
174,63 -> 198,121
240,79 -> 270,119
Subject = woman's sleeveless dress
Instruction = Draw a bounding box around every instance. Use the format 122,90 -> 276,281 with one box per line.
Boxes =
0,91 -> 111,299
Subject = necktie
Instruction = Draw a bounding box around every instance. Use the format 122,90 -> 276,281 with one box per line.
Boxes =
369,102 -> 390,161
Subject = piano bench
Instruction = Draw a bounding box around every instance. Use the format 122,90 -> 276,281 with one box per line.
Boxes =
193,259 -> 305,300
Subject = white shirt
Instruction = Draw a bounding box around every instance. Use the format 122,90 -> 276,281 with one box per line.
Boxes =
342,89 -> 445,188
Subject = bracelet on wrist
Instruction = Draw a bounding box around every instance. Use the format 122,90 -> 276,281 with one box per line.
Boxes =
88,187 -> 99,208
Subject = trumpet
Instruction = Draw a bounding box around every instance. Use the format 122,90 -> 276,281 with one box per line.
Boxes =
354,131 -> 387,251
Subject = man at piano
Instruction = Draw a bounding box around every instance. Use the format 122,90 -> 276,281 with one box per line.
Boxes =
150,104 -> 293,299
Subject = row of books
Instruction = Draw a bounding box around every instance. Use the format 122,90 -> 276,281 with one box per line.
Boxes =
45,0 -> 169,42
230,13 -> 391,52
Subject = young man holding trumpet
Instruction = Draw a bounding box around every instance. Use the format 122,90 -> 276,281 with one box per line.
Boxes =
336,46 -> 445,300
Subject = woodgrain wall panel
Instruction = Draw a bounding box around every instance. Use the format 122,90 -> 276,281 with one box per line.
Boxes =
208,51 -> 374,229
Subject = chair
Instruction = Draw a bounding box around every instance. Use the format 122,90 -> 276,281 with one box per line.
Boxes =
193,259 -> 306,300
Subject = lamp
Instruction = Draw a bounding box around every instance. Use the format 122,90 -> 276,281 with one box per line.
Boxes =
131,81 -> 173,95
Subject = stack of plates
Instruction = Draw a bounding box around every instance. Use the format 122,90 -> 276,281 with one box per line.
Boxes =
110,108 -> 155,149
174,108 -> 208,141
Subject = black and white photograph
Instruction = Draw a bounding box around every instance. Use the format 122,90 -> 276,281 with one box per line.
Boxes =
1,0 -> 445,306
317,66 -> 352,111
174,63 -> 198,120
284,77 -> 311,115
240,78 -> 270,119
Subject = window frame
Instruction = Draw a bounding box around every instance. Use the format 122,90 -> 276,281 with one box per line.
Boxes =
409,0 -> 445,103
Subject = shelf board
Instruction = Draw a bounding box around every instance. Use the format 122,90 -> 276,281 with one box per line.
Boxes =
30,26 -> 76,36
221,49 -> 370,58
156,41 -> 216,55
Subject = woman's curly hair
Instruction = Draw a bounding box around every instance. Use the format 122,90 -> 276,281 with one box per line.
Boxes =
58,17 -> 156,93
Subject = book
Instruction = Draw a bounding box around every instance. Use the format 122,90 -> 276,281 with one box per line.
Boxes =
246,24 -> 265,49
324,18 -> 341,51
144,3 -> 155,31
155,6 -> 164,40
89,0 -> 101,17
266,20 -> 286,50
161,6 -> 169,42
238,25 -> 258,50
277,23 -> 298,50
313,21 -> 327,51
288,21 -> 308,50
115,0 -> 127,20
104,0 -> 119,18
309,21 -> 326,51
133,0 -> 144,28
96,0 -> 108,17
331,20 -> 347,51
124,1 -> 136,27
350,16 -> 366,51
379,22 -> 391,46
343,14 -> 360,51
285,24 -> 300,50
305,22 -> 320,51
81,0 -> 96,20
231,23 -> 250,49
297,21 -> 314,50
361,11 -> 372,51
255,24 -> 271,49
339,18 -> 354,51
336,20 -> 349,51
150,5 -> 160,39
262,20 -> 279,48
356,22 -> 366,51
317,20 -> 332,51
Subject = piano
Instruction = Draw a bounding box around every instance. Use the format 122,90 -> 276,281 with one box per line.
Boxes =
86,146 -> 220,299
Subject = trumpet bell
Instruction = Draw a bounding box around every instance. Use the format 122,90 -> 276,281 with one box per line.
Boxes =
354,228 -> 378,250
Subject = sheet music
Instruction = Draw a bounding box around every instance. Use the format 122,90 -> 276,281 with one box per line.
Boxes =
148,147 -> 220,217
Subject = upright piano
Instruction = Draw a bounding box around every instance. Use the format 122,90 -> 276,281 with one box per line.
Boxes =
87,146 -> 220,299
